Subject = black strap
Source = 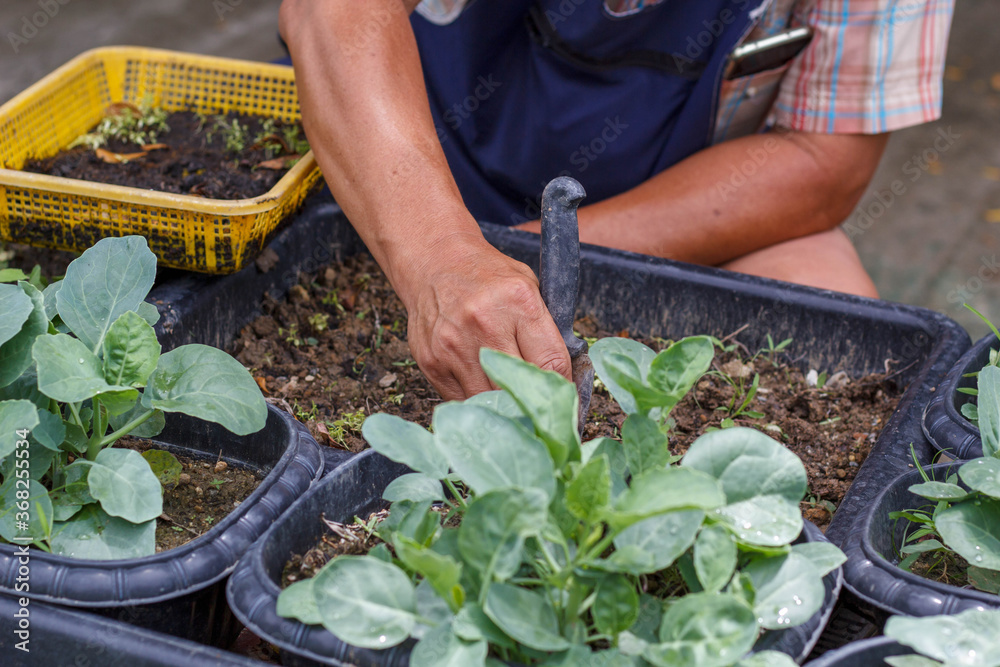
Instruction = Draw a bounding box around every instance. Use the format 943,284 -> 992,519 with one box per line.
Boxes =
525,5 -> 707,80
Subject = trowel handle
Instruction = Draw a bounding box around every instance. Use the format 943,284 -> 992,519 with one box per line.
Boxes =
539,177 -> 587,359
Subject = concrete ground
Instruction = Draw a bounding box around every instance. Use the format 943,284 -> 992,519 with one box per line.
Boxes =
1,0 -> 997,338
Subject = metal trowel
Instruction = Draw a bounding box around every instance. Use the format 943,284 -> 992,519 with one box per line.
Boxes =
539,176 -> 593,434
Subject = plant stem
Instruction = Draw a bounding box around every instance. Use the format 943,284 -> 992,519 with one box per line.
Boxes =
97,409 -> 156,449
68,402 -> 84,430
444,479 -> 466,510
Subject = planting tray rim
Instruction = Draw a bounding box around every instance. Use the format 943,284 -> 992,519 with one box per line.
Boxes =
922,333 -> 997,460
0,403 -> 324,608
842,462 -> 1000,616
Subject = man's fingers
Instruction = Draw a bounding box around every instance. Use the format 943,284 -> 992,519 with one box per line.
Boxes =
516,314 -> 573,382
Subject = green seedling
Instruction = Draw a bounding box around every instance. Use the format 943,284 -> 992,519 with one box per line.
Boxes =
0,237 -> 266,559
883,609 -> 1000,667
324,409 -> 367,448
69,97 -> 169,149
276,338 -> 843,666
308,312 -> 330,333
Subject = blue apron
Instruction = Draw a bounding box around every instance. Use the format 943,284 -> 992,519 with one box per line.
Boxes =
411,0 -> 759,225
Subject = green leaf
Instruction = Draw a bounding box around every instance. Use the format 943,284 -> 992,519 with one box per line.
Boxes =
311,556 -> 417,649
581,437 -> 628,497
458,488 -> 547,581
647,336 -> 715,408
0,283 -> 34,347
143,344 -> 266,436
393,533 -> 465,612
411,622 -> 487,667
790,541 -> 847,577
137,301 -> 160,326
590,337 -> 658,415
362,413 -> 448,478
1,437 -> 54,481
99,389 -> 141,417
0,399 -> 40,459
595,352 -> 673,416
141,450 -> 182,487
694,524 -> 738,593
0,283 -> 48,389
935,496 -> 1000,569
52,461 -> 95,506
745,552 -> 825,629
621,414 -> 671,476
56,236 -> 156,352
644,592 -> 758,667
453,604 -> 515,648
0,370 -> 46,409
0,478 -> 53,542
540,646 -> 635,667
109,400 -> 165,439
276,578 -> 321,625
0,268 -> 30,283
87,448 -> 163,523
885,609 -> 1000,666
49,505 -> 155,559
103,311 -> 161,387
962,402 -> 980,422
968,565 -> 1000,594
610,510 -> 704,573
900,539 -> 945,556
434,403 -> 555,501
463,390 -> 532,431
479,348 -> 580,467
959,458 -> 1000,498
909,480 -> 971,502
682,427 -> 806,546
608,467 -> 724,531
736,651 -> 800,667
383,473 -> 445,503
378,500 -> 439,546
566,454 -> 611,522
42,281 -> 61,322
484,583 -> 570,652
31,408 -> 66,451
32,334 -> 132,403
592,574 -> 639,635
978,366 -> 1000,457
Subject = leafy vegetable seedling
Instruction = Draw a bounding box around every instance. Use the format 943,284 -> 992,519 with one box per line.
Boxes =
893,362 -> 1000,593
275,335 -> 844,666
0,236 -> 266,559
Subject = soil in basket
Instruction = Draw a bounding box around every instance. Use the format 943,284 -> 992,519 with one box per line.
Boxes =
117,437 -> 262,552
231,254 -> 902,531
23,110 -> 303,201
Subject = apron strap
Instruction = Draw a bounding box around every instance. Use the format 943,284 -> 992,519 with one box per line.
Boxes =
525,5 -> 708,79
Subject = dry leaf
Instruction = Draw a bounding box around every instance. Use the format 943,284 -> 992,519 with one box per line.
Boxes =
142,143 -> 169,151
945,65 -> 965,82
983,166 -> 1000,181
254,376 -> 269,394
95,148 -> 147,164
257,155 -> 300,170
986,209 -> 1000,224
992,73 -> 1000,92
315,421 -> 334,445
927,160 -> 943,175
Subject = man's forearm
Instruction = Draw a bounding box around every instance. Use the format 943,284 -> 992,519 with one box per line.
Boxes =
279,0 -> 480,304
565,130 -> 889,266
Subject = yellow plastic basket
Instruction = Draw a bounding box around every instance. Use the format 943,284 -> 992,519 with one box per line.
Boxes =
0,46 -> 322,274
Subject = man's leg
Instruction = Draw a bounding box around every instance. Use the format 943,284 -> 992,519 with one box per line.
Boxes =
720,227 -> 878,298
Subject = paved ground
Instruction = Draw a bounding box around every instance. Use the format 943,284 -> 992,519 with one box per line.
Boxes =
1,0 -> 997,338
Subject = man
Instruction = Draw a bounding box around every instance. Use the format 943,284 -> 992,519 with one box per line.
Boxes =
279,0 -> 954,401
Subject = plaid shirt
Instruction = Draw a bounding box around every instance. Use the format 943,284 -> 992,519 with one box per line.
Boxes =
416,0 -> 955,142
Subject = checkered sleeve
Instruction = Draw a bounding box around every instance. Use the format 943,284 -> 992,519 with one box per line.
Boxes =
772,0 -> 956,134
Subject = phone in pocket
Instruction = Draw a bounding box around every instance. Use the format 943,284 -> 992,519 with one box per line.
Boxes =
725,27 -> 814,80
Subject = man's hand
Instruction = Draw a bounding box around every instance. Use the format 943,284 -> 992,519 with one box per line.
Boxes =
400,232 -> 571,401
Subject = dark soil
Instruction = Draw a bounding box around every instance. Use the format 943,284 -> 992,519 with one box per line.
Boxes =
234,253 -> 902,538
117,437 -> 262,551
1,242 -> 77,278
908,548 -> 972,588
23,110 -> 302,200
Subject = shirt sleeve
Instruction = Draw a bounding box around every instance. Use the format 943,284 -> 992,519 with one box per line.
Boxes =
771,0 -> 956,134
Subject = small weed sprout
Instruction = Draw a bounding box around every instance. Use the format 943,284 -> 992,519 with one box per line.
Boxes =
308,312 -> 331,333
325,408 -> 367,447
280,324 -> 303,347
321,290 -> 346,313
293,400 -> 320,422
69,97 -> 170,149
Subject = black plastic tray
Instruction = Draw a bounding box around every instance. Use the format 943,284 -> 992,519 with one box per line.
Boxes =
923,333 -> 997,460
804,636 -> 912,667
841,463 -> 1000,617
0,594 -> 261,667
0,405 -> 323,645
228,449 -> 843,667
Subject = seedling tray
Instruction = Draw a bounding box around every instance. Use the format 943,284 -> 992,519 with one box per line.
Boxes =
0,46 -> 321,274
922,333 -> 997,460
